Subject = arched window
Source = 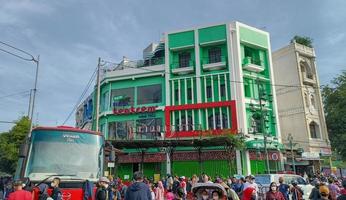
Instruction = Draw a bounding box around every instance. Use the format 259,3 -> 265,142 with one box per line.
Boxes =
300,61 -> 313,79
309,121 -> 320,138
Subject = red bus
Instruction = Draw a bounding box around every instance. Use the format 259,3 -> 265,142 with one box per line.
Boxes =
15,126 -> 104,200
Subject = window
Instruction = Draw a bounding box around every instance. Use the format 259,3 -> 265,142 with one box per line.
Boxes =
179,52 -> 191,68
310,95 -> 316,108
206,85 -> 212,98
108,121 -> 134,140
244,79 -> 251,98
174,89 -> 179,102
187,88 -> 192,100
244,46 -> 261,65
251,113 -> 262,133
300,61 -> 313,79
111,87 -> 135,107
208,112 -> 228,130
208,48 -> 222,63
137,84 -> 162,105
180,115 -> 193,131
309,121 -> 320,138
101,91 -> 109,112
136,118 -> 162,139
220,84 -> 226,97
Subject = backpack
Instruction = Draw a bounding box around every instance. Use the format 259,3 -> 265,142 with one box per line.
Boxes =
38,193 -> 50,200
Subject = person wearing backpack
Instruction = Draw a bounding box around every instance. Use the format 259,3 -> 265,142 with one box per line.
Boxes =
278,177 -> 289,200
95,177 -> 110,200
290,180 -> 304,200
50,177 -> 62,200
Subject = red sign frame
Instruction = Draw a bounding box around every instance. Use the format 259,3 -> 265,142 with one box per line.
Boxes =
165,100 -> 238,138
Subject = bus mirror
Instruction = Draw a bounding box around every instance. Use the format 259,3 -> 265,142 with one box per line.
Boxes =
19,143 -> 29,158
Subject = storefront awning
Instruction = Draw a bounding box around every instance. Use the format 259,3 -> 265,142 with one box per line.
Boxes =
245,139 -> 285,150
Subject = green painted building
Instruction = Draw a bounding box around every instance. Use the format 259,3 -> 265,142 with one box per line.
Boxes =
77,21 -> 284,180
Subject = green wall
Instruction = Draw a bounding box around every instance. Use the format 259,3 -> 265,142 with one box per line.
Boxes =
198,25 -> 226,44
168,31 -> 195,48
239,26 -> 268,48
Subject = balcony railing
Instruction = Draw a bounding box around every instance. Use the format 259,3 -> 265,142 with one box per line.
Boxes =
143,57 -> 165,67
171,60 -> 195,75
242,57 -> 264,73
202,55 -> 227,71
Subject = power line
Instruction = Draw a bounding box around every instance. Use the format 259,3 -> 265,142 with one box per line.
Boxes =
0,90 -> 30,99
0,41 -> 35,61
62,67 -> 98,125
0,120 -> 16,124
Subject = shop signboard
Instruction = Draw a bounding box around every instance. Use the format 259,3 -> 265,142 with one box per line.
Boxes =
301,152 -> 320,160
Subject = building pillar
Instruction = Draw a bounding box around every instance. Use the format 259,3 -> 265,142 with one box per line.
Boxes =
166,152 -> 171,175
236,150 -> 242,175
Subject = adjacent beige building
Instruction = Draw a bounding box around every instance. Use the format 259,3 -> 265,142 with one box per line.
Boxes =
272,41 -> 331,174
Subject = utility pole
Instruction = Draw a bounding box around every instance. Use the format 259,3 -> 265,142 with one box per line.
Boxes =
95,57 -> 101,132
256,78 -> 270,173
288,133 -> 296,174
29,55 -> 39,134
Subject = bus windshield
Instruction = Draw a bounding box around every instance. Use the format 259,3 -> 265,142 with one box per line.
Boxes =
25,129 -> 103,182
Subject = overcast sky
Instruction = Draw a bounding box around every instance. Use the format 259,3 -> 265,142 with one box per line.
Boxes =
0,0 -> 345,132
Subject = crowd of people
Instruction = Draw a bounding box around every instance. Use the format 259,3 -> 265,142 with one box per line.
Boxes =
1,172 -> 346,200
95,172 -> 346,200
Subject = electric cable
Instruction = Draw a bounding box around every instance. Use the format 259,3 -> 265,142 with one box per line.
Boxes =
62,67 -> 97,125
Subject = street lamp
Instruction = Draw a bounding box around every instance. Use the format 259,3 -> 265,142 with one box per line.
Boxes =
287,133 -> 296,174
0,41 -> 39,134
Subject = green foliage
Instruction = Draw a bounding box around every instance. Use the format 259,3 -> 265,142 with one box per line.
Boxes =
291,35 -> 313,48
0,116 -> 30,174
322,71 -> 346,160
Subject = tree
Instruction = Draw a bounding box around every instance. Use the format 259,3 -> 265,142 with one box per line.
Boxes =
0,116 -> 30,174
291,35 -> 313,48
322,71 -> 346,160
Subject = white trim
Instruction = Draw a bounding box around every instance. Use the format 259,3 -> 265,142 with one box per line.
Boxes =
224,73 -> 229,101
202,61 -> 227,71
243,63 -> 265,73
195,29 -> 202,103
102,72 -> 164,84
266,26 -> 282,143
165,34 -> 170,107
199,39 -> 226,47
171,66 -> 194,75
169,44 -> 194,51
172,80 -> 175,106
233,22 -> 247,135
108,83 -> 112,111
236,21 -> 270,36
191,77 -> 195,103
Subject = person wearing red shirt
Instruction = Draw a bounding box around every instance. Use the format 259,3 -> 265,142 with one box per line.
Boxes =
8,180 -> 32,200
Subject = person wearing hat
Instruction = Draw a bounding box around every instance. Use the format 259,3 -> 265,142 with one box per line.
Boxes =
96,177 -> 110,200
220,181 -> 240,200
124,171 -> 151,200
8,180 -> 32,200
243,175 -> 258,195
290,180 -> 304,200
319,185 -> 331,200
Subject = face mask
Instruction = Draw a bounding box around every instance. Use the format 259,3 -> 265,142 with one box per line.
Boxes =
228,180 -> 232,184
103,184 -> 109,189
51,183 -> 55,187
213,195 -> 219,200
271,187 -> 277,191
202,195 -> 209,200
